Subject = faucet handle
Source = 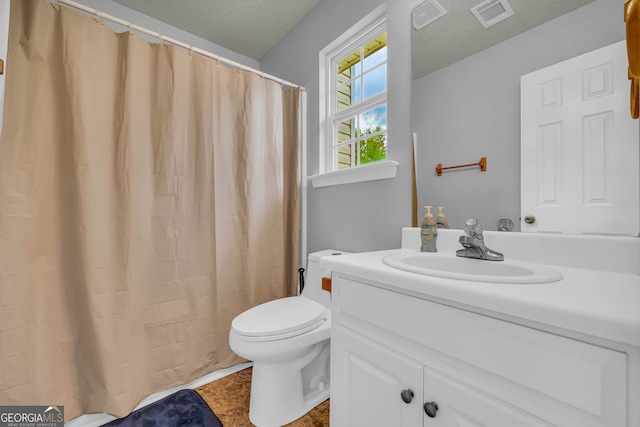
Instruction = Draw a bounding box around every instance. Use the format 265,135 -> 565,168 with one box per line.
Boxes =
464,218 -> 483,237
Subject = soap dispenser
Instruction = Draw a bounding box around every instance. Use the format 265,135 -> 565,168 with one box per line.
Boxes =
435,206 -> 450,229
420,206 -> 438,252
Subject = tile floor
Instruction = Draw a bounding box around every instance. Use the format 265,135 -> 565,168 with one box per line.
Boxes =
195,367 -> 330,427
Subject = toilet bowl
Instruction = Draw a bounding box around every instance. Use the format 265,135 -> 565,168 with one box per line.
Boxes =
229,249 -> 344,427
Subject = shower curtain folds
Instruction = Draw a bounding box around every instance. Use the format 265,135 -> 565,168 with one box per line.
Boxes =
0,0 -> 301,420
54,0 -> 304,91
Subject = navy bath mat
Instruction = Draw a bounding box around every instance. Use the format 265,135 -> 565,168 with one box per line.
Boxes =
102,389 -> 223,427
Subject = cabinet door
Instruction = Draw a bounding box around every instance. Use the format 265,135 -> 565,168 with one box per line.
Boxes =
331,325 -> 423,427
423,367 -> 553,427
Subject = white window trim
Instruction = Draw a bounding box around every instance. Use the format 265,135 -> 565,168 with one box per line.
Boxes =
315,3 -> 394,188
309,159 -> 398,188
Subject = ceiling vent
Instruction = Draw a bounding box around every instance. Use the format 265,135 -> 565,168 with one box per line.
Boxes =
412,0 -> 447,31
471,0 -> 514,28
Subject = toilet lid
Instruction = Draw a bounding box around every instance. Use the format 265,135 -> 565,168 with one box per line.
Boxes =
232,297 -> 327,339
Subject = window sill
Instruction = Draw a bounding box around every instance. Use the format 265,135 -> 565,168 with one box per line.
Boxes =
308,160 -> 399,188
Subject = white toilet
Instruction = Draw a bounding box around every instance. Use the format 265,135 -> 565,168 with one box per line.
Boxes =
228,249 -> 344,427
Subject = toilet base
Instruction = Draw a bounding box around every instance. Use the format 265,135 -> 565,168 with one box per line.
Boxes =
248,341 -> 330,427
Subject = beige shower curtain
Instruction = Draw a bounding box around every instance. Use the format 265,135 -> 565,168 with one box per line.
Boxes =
0,0 -> 300,420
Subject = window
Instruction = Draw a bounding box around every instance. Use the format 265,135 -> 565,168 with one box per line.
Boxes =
333,31 -> 387,170
315,6 -> 396,188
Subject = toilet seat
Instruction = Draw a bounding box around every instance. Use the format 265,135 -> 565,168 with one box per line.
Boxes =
231,297 -> 327,342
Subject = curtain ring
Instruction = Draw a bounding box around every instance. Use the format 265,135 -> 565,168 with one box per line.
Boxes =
188,46 -> 194,58
51,0 -> 60,11
158,35 -> 165,47
96,12 -> 104,26
128,24 -> 134,36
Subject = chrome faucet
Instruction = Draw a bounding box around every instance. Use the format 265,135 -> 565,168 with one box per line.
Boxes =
456,218 -> 504,261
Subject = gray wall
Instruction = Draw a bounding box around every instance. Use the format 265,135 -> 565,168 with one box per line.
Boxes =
413,0 -> 625,231
261,0 -> 414,254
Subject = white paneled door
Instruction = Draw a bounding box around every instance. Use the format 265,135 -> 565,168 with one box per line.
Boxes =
521,40 -> 640,235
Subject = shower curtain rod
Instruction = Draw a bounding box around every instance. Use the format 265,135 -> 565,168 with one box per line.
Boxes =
51,0 -> 305,90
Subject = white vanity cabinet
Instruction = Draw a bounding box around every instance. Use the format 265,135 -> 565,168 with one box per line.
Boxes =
330,276 -> 629,427
332,327 -> 424,426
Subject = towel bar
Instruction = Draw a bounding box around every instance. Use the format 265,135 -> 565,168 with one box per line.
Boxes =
436,157 -> 486,176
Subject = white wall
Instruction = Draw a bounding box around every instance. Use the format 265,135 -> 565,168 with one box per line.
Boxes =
261,0 -> 414,254
413,0 -> 626,231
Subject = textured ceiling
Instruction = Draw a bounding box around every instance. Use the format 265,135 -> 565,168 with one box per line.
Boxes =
113,0 -> 593,78
412,0 -> 593,79
113,0 -> 321,61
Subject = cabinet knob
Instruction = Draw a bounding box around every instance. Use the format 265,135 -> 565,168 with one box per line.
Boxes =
524,215 -> 536,224
400,389 -> 414,404
423,401 -> 438,418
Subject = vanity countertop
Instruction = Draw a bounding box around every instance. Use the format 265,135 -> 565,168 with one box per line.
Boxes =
320,249 -> 640,348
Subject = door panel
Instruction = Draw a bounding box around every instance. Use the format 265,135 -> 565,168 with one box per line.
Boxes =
331,326 -> 423,427
521,40 -> 640,235
423,368 -> 553,427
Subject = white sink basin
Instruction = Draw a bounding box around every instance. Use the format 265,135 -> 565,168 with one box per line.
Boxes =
382,252 -> 563,284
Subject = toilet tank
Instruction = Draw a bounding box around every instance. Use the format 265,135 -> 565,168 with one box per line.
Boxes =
303,249 -> 348,309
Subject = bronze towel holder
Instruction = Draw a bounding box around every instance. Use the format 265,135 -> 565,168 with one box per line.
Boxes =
436,157 -> 486,176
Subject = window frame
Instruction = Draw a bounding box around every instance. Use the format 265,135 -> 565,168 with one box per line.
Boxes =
313,4 -> 397,188
333,37 -> 387,170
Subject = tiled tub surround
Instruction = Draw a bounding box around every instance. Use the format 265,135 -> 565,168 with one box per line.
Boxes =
322,228 -> 640,427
